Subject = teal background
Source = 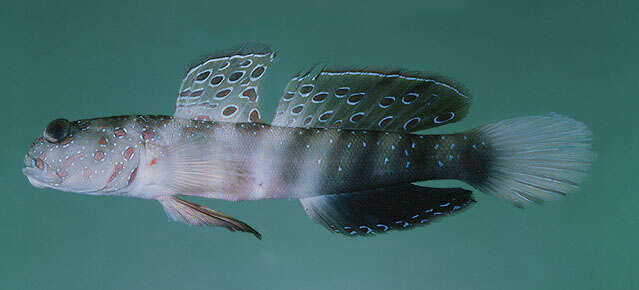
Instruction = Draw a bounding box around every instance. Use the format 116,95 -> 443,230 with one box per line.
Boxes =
1,0 -> 637,289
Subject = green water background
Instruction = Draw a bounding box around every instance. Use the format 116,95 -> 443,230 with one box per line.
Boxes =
1,1 -> 637,289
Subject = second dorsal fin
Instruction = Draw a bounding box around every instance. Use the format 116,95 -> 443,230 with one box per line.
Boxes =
271,66 -> 471,132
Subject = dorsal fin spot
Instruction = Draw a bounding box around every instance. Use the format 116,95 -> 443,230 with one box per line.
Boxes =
312,92 -> 328,103
300,85 -> 314,96
378,116 -> 393,127
209,75 -> 224,86
402,93 -> 419,104
319,111 -> 334,122
350,112 -> 365,123
379,96 -> 395,108
291,105 -> 305,115
250,66 -> 266,79
282,92 -> 295,101
222,105 -> 238,117
303,116 -> 313,126
190,89 -> 204,97
240,59 -> 252,67
241,87 -> 258,102
228,71 -> 244,83
249,108 -> 260,122
403,117 -> 420,130
195,70 -> 211,82
335,87 -> 349,98
434,112 -> 455,124
347,93 -> 365,105
218,61 -> 230,70
215,88 -> 233,100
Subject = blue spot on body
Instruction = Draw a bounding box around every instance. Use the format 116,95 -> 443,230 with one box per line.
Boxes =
420,219 -> 429,224
450,143 -> 455,149
363,142 -> 366,147
384,157 -> 389,164
440,202 -> 450,207
411,214 -> 419,219
434,144 -> 439,149
438,161 -> 444,167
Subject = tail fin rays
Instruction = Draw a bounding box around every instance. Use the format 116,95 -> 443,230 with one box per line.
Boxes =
471,113 -> 594,207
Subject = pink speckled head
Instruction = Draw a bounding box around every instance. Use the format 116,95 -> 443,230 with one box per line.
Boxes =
23,116 -> 142,195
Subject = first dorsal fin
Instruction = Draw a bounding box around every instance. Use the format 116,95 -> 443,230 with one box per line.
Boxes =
174,42 -> 277,123
271,66 -> 471,132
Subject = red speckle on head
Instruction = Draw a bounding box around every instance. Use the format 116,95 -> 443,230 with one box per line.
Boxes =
141,129 -> 155,141
107,163 -> 124,183
56,169 -> 68,179
98,125 -> 109,131
60,136 -> 74,146
123,147 -> 134,161
149,158 -> 158,166
114,128 -> 126,138
98,136 -> 107,145
83,168 -> 92,179
64,156 -> 75,166
77,153 -> 85,159
94,151 -> 105,161
37,137 -> 45,143
128,167 -> 138,184
35,158 -> 44,170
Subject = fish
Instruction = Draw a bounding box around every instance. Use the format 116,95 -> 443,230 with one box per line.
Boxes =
22,43 -> 594,239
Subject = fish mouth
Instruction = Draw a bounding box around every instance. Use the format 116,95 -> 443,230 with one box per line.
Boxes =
22,152 -> 62,189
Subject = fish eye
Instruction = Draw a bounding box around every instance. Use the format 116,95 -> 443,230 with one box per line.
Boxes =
43,118 -> 71,143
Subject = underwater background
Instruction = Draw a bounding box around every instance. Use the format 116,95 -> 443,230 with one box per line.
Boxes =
1,0 -> 637,289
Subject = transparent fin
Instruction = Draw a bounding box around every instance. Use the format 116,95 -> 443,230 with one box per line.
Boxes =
175,42 -> 276,123
471,113 -> 594,207
157,196 -> 261,239
300,184 -> 475,236
272,66 -> 471,131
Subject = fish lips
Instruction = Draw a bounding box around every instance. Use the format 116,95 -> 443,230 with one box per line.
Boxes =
22,167 -> 61,189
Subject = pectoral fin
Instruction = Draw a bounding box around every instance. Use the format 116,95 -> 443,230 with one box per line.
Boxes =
157,196 -> 261,239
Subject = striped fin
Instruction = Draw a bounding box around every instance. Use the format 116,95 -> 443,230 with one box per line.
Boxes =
272,66 -> 471,131
157,196 -> 261,239
175,42 -> 276,123
300,184 -> 475,236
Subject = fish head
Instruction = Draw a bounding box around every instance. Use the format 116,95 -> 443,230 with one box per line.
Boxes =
23,117 -> 142,194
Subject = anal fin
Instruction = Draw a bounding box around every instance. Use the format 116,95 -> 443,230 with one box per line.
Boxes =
157,196 -> 261,239
300,184 -> 475,236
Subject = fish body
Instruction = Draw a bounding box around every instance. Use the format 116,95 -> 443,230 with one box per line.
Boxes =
23,43 -> 594,238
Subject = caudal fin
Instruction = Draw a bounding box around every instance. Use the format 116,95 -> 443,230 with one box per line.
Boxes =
471,114 -> 594,207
